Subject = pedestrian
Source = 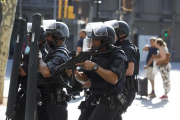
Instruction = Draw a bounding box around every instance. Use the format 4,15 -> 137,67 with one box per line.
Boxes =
38,20 -> 70,120
76,29 -> 87,55
143,37 -> 158,98
144,38 -> 171,99
66,22 -> 127,120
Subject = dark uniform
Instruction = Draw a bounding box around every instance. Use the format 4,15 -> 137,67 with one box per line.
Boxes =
78,23 -> 127,120
37,21 -> 71,120
37,45 -> 70,120
105,20 -> 140,120
115,40 -> 137,108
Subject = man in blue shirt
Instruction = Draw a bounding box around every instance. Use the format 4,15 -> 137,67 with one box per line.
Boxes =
143,37 -> 158,98
76,29 -> 87,55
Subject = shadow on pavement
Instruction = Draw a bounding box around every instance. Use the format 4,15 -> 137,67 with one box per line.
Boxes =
135,98 -> 169,109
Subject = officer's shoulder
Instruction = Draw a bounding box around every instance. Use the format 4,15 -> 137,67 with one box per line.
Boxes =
55,46 -> 70,58
109,45 -> 126,57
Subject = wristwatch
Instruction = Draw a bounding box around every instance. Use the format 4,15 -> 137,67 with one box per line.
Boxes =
93,64 -> 99,71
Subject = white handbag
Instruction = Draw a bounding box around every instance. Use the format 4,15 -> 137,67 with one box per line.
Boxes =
152,61 -> 158,74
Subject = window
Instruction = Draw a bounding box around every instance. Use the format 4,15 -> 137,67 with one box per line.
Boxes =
135,0 -> 141,12
162,0 -> 172,13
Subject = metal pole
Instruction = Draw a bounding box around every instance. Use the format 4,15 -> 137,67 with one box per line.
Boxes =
129,0 -> 135,42
96,1 -> 99,22
19,0 -> 22,17
53,0 -> 57,19
89,0 -> 94,22
119,0 -> 121,20
170,0 -> 175,53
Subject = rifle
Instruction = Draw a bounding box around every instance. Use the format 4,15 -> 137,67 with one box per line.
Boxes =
37,43 -> 113,94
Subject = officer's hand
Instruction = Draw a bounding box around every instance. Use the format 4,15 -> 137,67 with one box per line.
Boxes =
76,60 -> 96,71
65,69 -> 72,77
39,50 -> 42,59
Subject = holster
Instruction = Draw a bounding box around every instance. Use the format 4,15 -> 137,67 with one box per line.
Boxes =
125,77 -> 135,90
115,93 -> 126,116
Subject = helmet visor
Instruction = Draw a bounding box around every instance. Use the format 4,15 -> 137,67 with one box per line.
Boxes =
85,22 -> 108,37
104,20 -> 119,29
43,20 -> 56,35
82,37 -> 92,52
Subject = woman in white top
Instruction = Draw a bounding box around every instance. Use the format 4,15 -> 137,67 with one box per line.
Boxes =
145,38 -> 171,99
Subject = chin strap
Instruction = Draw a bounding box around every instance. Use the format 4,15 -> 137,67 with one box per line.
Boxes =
52,37 -> 66,48
114,33 -> 128,46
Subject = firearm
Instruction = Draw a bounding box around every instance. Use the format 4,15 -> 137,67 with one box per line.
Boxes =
37,43 -> 113,94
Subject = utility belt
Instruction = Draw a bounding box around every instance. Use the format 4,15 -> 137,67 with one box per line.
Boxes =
80,92 -> 126,110
38,88 -> 71,106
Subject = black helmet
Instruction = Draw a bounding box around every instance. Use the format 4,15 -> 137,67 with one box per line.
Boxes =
43,20 -> 69,40
115,21 -> 131,35
27,23 -> 45,42
86,22 -> 115,45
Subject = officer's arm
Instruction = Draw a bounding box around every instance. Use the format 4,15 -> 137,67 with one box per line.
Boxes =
19,66 -> 27,76
124,50 -> 135,76
39,58 -> 51,77
126,62 -> 134,76
95,67 -> 118,85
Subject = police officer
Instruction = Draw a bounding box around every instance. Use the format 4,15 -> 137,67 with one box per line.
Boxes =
66,22 -> 127,120
37,20 -> 70,120
13,23 -> 47,120
113,21 -> 139,119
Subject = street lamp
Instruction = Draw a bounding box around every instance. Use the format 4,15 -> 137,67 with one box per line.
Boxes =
159,17 -> 163,37
95,0 -> 102,22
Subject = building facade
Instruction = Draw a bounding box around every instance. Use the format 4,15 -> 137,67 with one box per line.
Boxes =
124,0 -> 180,61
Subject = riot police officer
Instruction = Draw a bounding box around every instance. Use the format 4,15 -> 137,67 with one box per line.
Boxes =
37,20 -> 70,120
13,23 -> 47,120
66,22 -> 127,120
106,20 -> 140,119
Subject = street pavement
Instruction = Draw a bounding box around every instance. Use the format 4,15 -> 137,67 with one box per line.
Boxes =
0,59 -> 180,120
